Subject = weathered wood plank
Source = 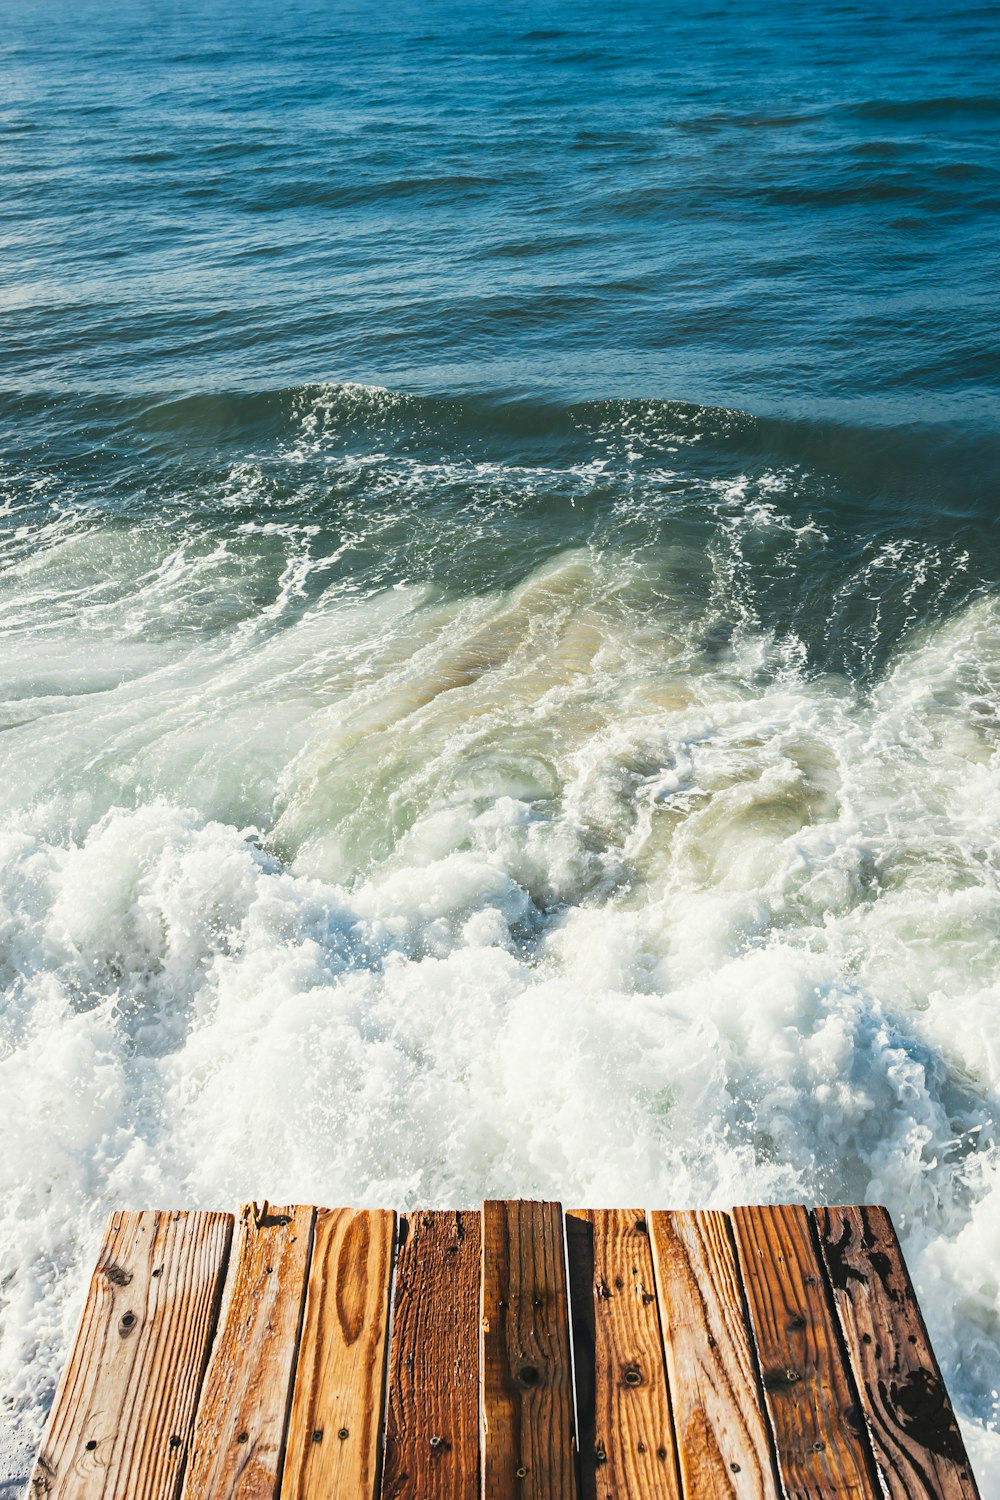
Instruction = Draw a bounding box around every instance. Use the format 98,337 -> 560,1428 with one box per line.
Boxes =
381,1210 -> 481,1500
568,1209 -> 680,1500
814,1205 -> 981,1500
31,1209 -> 232,1500
648,1210 -> 779,1498
181,1202 -> 315,1500
279,1208 -> 396,1500
731,1204 -> 880,1499
481,1199 -> 576,1500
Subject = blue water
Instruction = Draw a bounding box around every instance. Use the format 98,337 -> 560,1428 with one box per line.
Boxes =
2,0 -> 1000,1484
3,0 -> 999,417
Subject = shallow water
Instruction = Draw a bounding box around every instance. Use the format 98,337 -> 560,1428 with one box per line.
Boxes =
2,0 -> 1000,1482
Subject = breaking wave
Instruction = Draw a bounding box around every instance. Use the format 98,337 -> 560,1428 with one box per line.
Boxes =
0,384 -> 998,1479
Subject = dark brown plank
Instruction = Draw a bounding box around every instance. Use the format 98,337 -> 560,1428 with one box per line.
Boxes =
31,1209 -> 232,1500
280,1208 -> 395,1500
815,1205 -> 981,1500
480,1199 -> 576,1500
568,1209 -> 680,1500
381,1210 -> 481,1500
181,1202 -> 315,1500
732,1204 -> 880,1499
648,1210 -> 779,1498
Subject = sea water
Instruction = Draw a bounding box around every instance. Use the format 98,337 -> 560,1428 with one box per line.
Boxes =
1,0 -> 999,1484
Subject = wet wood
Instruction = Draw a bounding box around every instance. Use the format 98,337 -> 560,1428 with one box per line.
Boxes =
480,1199 -> 576,1500
30,1209 -> 232,1500
569,1209 -> 681,1500
31,1198 -> 981,1500
181,1202 -> 315,1500
731,1204 -> 879,1499
279,1208 -> 395,1500
648,1210 -> 778,1499
814,1205 -> 981,1500
381,1210 -> 481,1500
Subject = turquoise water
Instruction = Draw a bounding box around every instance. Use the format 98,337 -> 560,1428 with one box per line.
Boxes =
1,0 -> 1000,1482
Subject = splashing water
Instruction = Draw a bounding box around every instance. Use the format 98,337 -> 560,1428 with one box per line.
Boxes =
0,385 -> 998,1480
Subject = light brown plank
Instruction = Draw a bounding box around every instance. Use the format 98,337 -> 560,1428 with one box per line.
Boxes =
279,1208 -> 395,1500
480,1199 -> 576,1500
731,1204 -> 880,1499
814,1206 -> 981,1500
181,1202 -> 315,1500
648,1210 -> 779,1499
381,1210 -> 481,1500
30,1209 -> 232,1500
569,1209 -> 681,1500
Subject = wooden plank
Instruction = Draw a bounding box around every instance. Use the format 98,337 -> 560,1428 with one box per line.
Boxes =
731,1204 -> 880,1499
30,1209 -> 232,1500
279,1208 -> 395,1500
648,1210 -> 779,1498
181,1202 -> 315,1500
480,1199 -> 576,1500
568,1209 -> 680,1500
814,1205 -> 981,1500
381,1210 -> 481,1500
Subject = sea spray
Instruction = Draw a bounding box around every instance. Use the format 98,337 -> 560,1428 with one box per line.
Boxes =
1,412 -> 998,1474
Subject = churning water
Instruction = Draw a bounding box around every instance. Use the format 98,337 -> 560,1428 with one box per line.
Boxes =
1,0 -> 1000,1483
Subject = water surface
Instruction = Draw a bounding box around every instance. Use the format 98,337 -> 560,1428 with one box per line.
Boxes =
1,0 -> 999,1482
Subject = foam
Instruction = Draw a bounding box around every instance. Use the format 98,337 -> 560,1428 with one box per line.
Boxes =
0,536 -> 997,1482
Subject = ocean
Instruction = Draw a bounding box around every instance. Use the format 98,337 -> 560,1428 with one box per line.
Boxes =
1,0 -> 999,1483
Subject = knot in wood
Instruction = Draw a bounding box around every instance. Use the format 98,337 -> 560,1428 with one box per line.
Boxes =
624,1366 -> 642,1387
762,1366 -> 800,1390
843,1404 -> 863,1436
118,1311 -> 137,1337
516,1363 -> 541,1388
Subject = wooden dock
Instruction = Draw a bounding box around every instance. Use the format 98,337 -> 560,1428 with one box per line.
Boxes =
30,1200 -> 980,1499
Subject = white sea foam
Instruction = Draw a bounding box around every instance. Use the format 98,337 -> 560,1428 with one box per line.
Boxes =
0,527 -> 998,1482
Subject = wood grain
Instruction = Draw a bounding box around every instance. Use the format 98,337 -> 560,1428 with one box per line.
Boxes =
181,1202 -> 315,1500
815,1205 -> 981,1500
31,1209 -> 232,1500
480,1199 -> 576,1500
648,1210 -> 779,1499
731,1204 -> 880,1499
568,1209 -> 680,1500
381,1210 -> 481,1500
279,1208 -> 396,1500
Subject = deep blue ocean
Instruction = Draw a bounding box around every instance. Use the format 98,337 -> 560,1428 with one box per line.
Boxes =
1,0 -> 1000,1484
